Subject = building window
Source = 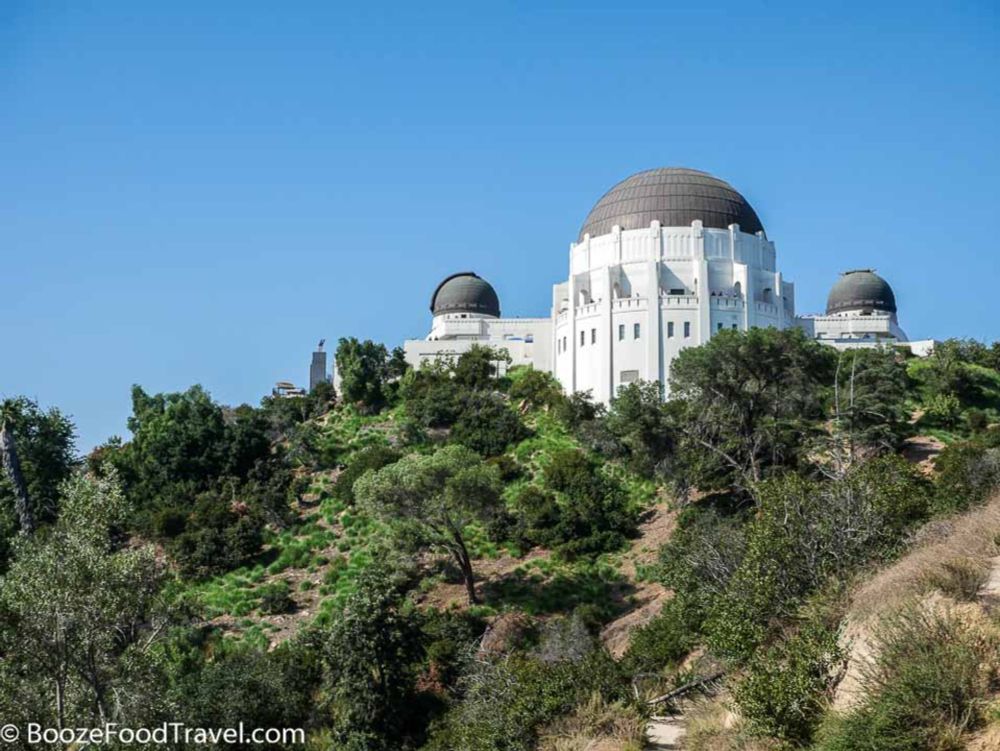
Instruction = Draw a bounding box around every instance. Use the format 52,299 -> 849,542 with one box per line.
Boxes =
633,323 -> 640,339
667,321 -> 674,338
591,328 -> 596,344
717,322 -> 723,332
580,331 -> 585,346
618,324 -> 624,341
563,336 -> 567,351
684,322 -> 691,338
731,323 -> 738,330
620,369 -> 639,384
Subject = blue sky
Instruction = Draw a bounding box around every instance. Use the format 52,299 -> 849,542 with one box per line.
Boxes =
2,1 -> 998,451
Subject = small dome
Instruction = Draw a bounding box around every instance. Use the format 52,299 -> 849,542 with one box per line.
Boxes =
430,272 -> 500,318
826,269 -> 897,315
579,167 -> 764,241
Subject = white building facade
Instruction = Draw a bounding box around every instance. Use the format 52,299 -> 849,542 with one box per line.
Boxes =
403,272 -> 552,375
402,168 -> 924,402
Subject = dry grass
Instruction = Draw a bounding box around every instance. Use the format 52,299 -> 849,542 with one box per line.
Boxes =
537,692 -> 645,751
849,494 -> 1000,621
833,494 -> 1000,714
683,695 -> 779,751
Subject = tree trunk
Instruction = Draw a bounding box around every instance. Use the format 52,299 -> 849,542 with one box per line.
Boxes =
450,534 -> 479,605
0,420 -> 34,534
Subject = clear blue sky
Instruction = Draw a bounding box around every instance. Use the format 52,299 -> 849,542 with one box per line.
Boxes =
3,1 -> 998,451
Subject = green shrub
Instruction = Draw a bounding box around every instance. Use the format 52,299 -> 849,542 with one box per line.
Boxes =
451,392 -> 527,457
258,580 -> 294,615
923,392 -> 963,428
815,607 -> 999,751
732,621 -> 841,745
621,596 -> 701,673
331,445 -> 402,505
508,367 -> 564,412
933,441 -> 1000,514
424,648 -> 628,751
967,408 -> 989,433
706,456 -> 927,661
529,449 -> 636,558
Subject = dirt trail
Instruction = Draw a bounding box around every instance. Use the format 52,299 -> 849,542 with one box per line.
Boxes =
645,715 -> 685,749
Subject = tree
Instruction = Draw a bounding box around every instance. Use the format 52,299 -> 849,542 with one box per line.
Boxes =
0,470 -> 166,731
114,384 -> 229,507
169,640 -> 321,749
335,337 -> 397,413
451,392 -> 527,457
508,367 -> 564,412
452,345 -> 511,391
331,445 -> 403,505
0,396 -> 76,533
706,455 -> 927,660
531,449 -> 636,558
354,446 -> 502,604
603,381 -> 677,478
668,328 -> 834,494
828,347 -> 911,470
399,360 -> 466,428
318,563 -> 423,750
0,418 -> 32,535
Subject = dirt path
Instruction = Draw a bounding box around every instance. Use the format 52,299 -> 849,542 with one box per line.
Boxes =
646,716 -> 685,749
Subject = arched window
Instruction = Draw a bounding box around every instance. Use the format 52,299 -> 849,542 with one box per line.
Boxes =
578,289 -> 591,305
613,282 -> 622,299
733,281 -> 742,297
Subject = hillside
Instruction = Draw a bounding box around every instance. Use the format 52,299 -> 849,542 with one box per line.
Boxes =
2,333 -> 1000,750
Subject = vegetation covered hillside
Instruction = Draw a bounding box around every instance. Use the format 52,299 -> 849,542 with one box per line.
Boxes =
2,333 -> 1000,750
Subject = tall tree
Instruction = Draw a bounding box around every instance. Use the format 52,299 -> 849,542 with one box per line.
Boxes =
0,470 -> 166,730
829,347 -> 911,471
319,563 -> 423,750
0,418 -> 32,534
354,445 -> 502,604
335,337 -> 396,413
0,397 -> 76,534
668,328 -> 834,494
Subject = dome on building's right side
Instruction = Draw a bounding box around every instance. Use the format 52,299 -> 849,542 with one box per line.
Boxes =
826,269 -> 897,315
578,167 -> 764,241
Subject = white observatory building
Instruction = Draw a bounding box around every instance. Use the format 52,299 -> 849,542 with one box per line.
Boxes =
550,167 -> 793,403
402,167 -> 928,403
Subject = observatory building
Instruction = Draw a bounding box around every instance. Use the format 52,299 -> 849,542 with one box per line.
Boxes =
402,167 -> 930,403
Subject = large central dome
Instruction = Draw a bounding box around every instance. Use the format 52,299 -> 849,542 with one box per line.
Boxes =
578,167 -> 764,241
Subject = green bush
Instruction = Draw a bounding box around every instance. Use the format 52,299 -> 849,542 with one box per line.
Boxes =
424,648 -> 628,751
621,596 -> 701,673
732,621 -> 841,745
168,638 -> 321,747
169,492 -> 265,578
933,440 -> 1000,514
258,580 -> 294,615
451,392 -> 527,457
815,607 -> 998,751
508,367 -> 564,412
525,449 -> 636,558
923,392 -> 963,428
331,445 -> 402,505
706,456 -> 927,661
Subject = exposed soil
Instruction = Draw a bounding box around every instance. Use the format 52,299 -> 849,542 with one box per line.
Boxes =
601,502 -> 675,657
900,434 -> 945,475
